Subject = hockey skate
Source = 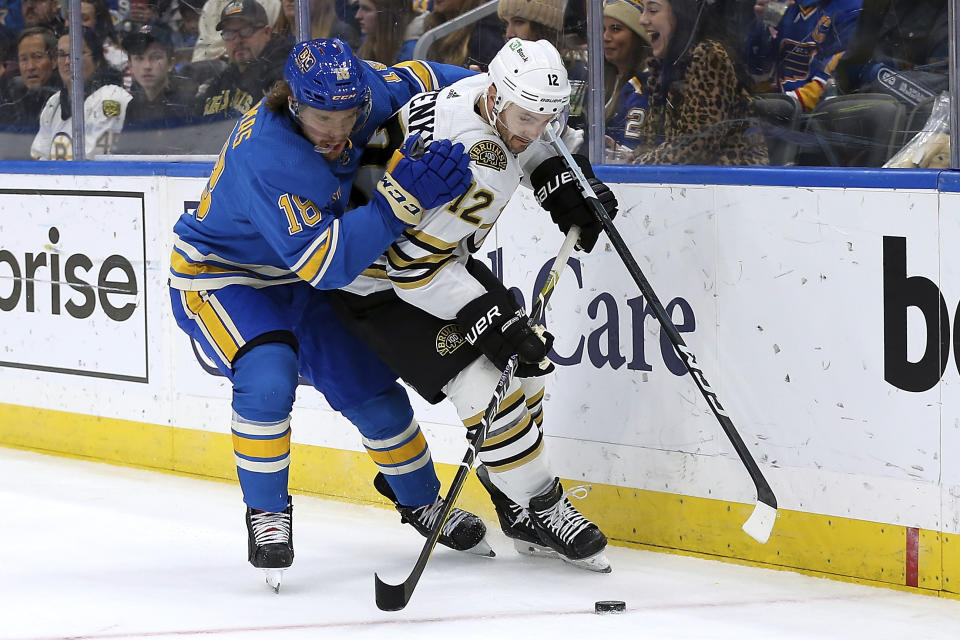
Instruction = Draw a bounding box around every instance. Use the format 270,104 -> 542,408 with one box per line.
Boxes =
476,464 -> 559,560
373,473 -> 494,557
528,477 -> 611,573
245,496 -> 294,593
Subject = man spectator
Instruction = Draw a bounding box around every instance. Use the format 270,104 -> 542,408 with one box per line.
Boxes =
745,0 -> 863,112
121,22 -> 198,128
0,27 -> 61,131
21,0 -> 64,33
191,0 -> 279,62
197,0 -> 289,120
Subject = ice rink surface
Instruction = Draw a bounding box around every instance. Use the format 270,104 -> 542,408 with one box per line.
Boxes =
3,447 -> 959,640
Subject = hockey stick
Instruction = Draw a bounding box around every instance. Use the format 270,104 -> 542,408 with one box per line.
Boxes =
544,128 -> 777,544
374,226 -> 581,611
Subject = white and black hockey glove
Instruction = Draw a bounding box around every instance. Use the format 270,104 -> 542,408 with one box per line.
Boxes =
530,154 -> 618,253
456,290 -> 555,378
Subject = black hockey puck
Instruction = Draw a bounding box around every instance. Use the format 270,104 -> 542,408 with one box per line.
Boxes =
594,600 -> 626,614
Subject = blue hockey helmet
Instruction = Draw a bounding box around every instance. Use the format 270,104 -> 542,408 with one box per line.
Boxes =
283,38 -> 371,129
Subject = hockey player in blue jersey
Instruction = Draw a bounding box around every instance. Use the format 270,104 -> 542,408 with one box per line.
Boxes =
168,38 -> 487,591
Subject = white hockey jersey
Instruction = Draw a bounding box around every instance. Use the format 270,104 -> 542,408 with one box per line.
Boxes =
345,73 -> 555,320
31,84 -> 132,160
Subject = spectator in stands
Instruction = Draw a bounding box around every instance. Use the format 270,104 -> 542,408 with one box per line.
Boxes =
630,0 -> 768,165
498,0 -> 561,41
197,0 -> 290,119
272,0 -> 295,40
307,0 -> 358,47
173,0 -> 204,62
121,22 -> 197,128
0,0 -> 25,32
424,0 -> 504,69
354,0 -> 417,63
192,0 -> 280,61
0,27 -> 61,130
745,0 -> 863,112
32,26 -> 132,159
602,0 -> 649,158
21,0 -> 64,34
78,0 -> 126,70
0,23 -> 16,102
832,0 -> 946,103
274,0 -> 361,48
119,0 -> 175,34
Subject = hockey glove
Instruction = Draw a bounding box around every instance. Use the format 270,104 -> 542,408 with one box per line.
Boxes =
530,154 -> 618,253
456,290 -> 555,378
376,132 -> 473,225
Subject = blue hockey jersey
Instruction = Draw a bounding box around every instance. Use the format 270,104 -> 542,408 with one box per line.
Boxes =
745,0 -> 863,111
170,60 -> 471,292
606,75 -> 649,150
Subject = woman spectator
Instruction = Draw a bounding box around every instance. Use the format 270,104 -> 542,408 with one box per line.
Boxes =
271,0 -> 358,49
272,0 -> 295,40
80,0 -> 127,70
354,0 -> 417,63
631,0 -> 767,165
498,0 -> 587,125
0,27 -> 61,131
424,0 -> 504,69
602,0 -> 649,158
31,26 -> 132,159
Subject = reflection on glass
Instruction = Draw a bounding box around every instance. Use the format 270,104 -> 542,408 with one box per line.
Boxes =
0,0 -> 947,166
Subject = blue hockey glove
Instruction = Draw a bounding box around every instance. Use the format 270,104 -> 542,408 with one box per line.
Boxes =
376,133 -> 473,225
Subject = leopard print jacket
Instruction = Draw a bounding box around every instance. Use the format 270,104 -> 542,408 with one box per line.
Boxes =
632,40 -> 769,166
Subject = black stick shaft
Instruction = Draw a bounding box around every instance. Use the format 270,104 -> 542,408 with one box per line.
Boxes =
545,129 -> 775,512
374,227 -> 580,611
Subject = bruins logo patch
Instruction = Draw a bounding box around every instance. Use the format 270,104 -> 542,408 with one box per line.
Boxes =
469,140 -> 507,171
436,324 -> 466,356
102,100 -> 121,117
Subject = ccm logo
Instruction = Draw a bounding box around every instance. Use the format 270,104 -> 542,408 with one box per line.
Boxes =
534,170 -> 576,205
464,305 -> 502,344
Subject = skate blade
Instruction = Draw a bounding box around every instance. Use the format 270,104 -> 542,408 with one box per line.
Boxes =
562,549 -> 611,573
513,538 -> 559,559
514,539 -> 611,573
463,537 -> 496,557
264,569 -> 284,593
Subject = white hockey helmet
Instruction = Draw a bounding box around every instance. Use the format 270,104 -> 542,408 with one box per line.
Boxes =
486,38 -> 570,128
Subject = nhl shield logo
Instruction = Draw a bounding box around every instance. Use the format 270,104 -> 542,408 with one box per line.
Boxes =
436,324 -> 466,356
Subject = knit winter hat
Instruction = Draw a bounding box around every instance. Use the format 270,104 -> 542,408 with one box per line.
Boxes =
603,0 -> 649,43
497,0 -> 564,31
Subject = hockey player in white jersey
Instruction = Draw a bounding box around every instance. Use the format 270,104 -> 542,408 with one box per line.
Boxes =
331,38 -> 619,572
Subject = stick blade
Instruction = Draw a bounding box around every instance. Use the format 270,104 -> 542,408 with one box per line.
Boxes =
375,573 -> 412,611
741,500 -> 777,544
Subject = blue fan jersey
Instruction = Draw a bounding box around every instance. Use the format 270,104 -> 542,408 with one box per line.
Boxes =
170,60 -> 472,292
745,0 -> 863,111
606,75 -> 648,150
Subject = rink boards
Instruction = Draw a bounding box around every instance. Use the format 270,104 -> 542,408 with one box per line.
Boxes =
1,162 -> 959,597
